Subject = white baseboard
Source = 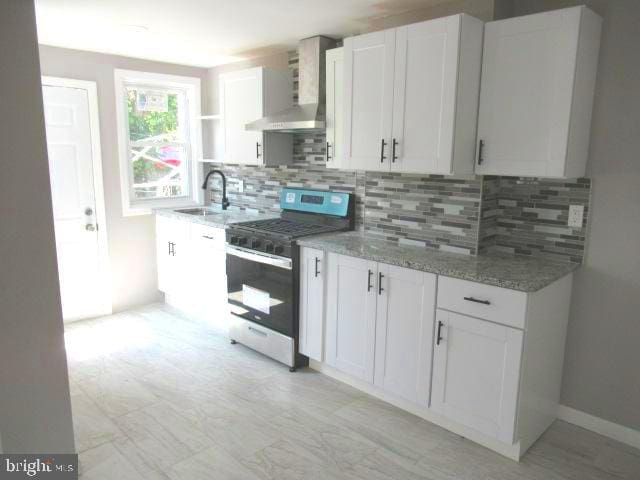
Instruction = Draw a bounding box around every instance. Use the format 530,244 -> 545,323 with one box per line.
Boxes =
558,405 -> 640,450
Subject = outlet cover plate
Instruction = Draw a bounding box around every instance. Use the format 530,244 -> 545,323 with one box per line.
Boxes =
568,205 -> 584,228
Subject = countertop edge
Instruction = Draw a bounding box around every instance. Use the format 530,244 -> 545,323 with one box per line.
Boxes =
297,236 -> 579,293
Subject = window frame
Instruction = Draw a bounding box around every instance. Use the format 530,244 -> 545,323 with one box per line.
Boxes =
114,69 -> 203,216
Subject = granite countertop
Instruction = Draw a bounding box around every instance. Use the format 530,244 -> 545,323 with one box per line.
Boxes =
154,206 -> 278,228
298,231 -> 579,292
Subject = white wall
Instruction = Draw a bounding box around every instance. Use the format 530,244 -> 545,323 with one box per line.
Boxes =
509,0 -> 640,431
38,46 -> 209,312
0,0 -> 75,453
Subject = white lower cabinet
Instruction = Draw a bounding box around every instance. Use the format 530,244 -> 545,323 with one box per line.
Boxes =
325,253 -> 378,382
155,215 -> 189,296
374,263 -> 436,405
324,253 -> 436,401
431,309 -> 523,444
308,250 -> 573,460
299,247 -> 325,361
155,215 -> 228,321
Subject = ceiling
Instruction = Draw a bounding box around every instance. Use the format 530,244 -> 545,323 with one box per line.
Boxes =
34,0 -> 452,68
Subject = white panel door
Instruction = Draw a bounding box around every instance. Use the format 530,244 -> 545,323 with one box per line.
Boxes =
391,16 -> 460,174
325,48 -> 344,169
42,84 -> 110,322
299,247 -> 325,361
374,264 -> 436,405
325,254 -> 377,382
476,8 -> 581,177
220,67 -> 264,165
343,30 -> 395,171
431,309 -> 523,443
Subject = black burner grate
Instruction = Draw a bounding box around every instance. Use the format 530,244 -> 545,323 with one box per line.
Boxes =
234,218 -> 338,238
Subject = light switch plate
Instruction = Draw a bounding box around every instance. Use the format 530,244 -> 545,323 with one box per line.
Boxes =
568,205 -> 584,228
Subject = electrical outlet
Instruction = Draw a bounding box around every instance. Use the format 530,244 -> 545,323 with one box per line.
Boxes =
568,205 -> 584,228
236,179 -> 244,193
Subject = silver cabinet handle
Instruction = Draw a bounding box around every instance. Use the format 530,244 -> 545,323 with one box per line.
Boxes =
248,325 -> 267,337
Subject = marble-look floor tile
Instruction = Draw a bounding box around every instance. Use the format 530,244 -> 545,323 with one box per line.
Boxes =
79,442 -> 144,480
168,445 -> 261,480
241,438 -> 359,480
268,408 -> 378,469
79,366 -> 158,419
333,396 -> 454,462
112,408 -> 197,473
64,306 -> 640,480
71,392 -> 125,453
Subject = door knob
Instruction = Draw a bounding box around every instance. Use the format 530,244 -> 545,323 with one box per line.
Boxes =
84,207 -> 94,216
85,224 -> 96,232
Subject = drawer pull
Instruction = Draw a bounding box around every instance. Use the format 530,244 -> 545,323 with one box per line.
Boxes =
378,272 -> 384,295
314,257 -> 320,277
464,296 -> 491,305
367,269 -> 373,292
202,235 -> 215,240
436,321 -> 444,345
248,325 -> 267,337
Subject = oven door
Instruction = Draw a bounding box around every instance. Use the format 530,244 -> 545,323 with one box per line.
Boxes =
226,246 -> 295,337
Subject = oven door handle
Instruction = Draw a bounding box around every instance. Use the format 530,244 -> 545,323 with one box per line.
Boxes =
226,245 -> 292,270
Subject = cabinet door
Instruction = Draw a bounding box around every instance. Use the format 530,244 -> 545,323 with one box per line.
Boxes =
220,67 -> 264,165
476,8 -> 582,177
374,264 -> 436,405
299,247 -> 325,361
391,16 -> 460,174
431,309 -> 523,443
189,224 -> 227,323
343,30 -> 395,172
325,253 -> 377,382
325,48 -> 344,169
155,216 -> 188,296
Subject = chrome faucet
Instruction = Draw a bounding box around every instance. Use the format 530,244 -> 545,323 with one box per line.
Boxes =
201,169 -> 230,210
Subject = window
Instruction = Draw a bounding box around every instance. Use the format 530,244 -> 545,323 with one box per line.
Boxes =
115,70 -> 202,215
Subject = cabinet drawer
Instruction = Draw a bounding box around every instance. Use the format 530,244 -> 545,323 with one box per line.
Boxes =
437,276 -> 527,329
190,223 -> 225,249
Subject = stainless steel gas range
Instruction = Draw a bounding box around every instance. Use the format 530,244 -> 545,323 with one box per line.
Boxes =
225,188 -> 354,371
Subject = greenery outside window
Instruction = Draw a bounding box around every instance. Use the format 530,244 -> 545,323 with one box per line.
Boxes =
115,70 -> 202,216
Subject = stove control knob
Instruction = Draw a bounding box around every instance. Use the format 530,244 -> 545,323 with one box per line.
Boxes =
265,242 -> 274,253
251,238 -> 261,248
238,237 -> 248,246
274,245 -> 285,255
230,235 -> 239,245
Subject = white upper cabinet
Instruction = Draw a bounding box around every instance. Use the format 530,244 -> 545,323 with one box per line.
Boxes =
219,67 -> 292,166
391,15 -> 483,174
343,14 -> 483,175
476,6 -> 602,178
343,29 -> 396,172
325,47 -> 345,169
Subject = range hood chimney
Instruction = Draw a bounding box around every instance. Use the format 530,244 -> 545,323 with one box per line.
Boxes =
245,35 -> 337,133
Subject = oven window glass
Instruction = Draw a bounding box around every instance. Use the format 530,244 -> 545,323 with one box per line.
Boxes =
226,253 -> 294,337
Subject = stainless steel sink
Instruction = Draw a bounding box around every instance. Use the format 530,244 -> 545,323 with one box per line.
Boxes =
174,207 -> 220,216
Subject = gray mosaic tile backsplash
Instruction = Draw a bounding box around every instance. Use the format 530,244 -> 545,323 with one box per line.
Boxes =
479,177 -> 591,263
205,51 -> 591,262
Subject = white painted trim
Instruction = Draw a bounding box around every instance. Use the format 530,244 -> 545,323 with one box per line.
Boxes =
310,360 -> 523,461
558,405 -> 640,450
41,76 -> 113,319
113,69 -> 203,216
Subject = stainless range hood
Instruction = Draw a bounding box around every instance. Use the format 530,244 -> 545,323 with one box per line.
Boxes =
245,35 -> 337,133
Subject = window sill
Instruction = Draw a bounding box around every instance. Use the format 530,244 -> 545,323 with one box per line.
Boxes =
123,199 -> 202,217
